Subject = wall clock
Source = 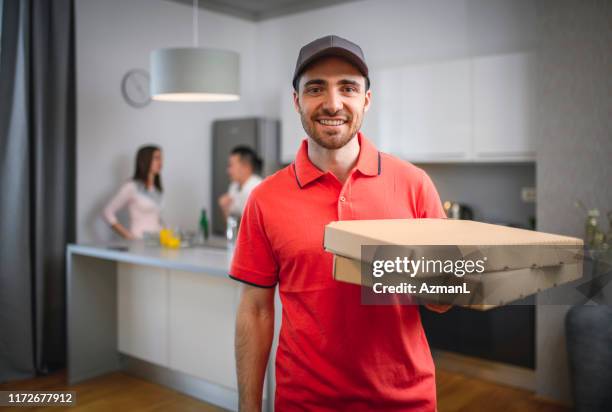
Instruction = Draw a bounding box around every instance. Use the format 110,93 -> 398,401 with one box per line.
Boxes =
121,69 -> 151,108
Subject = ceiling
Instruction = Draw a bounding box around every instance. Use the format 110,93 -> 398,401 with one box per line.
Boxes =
166,0 -> 362,21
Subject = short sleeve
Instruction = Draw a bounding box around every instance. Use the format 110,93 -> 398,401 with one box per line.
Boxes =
229,190 -> 247,217
229,193 -> 279,288
417,171 -> 446,219
227,181 -> 238,197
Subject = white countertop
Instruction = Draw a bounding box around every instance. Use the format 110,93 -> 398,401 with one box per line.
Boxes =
67,238 -> 233,277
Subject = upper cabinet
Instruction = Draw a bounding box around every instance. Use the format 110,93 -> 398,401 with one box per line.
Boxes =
377,60 -> 472,162
281,88 -> 304,163
374,52 -> 536,162
472,52 -> 536,161
373,52 -> 536,162
280,52 -> 536,164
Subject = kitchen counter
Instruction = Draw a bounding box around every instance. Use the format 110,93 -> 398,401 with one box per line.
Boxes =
66,240 -> 275,412
68,240 -> 232,275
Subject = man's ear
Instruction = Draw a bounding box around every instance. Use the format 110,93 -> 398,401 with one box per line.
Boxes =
292,90 -> 301,114
363,89 -> 372,113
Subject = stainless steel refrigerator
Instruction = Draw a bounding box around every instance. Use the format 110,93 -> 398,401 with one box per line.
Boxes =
211,118 -> 280,236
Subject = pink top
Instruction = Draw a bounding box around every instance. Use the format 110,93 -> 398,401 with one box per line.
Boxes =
103,180 -> 163,239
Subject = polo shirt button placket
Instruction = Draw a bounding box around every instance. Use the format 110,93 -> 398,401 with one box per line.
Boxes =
338,194 -> 348,219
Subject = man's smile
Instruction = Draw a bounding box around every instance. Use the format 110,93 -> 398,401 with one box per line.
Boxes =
316,118 -> 348,126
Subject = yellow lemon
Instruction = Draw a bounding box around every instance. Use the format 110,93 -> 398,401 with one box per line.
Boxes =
167,237 -> 180,249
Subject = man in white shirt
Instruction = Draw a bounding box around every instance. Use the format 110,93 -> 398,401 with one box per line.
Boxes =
218,146 -> 263,219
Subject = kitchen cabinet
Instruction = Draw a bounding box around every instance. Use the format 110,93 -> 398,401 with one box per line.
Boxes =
168,269 -> 239,391
377,60 -> 472,161
279,52 -> 535,163
281,88 -> 304,163
359,75 -> 380,140
70,244 -> 275,411
377,67 -> 406,157
473,52 -> 536,160
421,303 -> 535,369
358,52 -> 536,162
118,263 -> 169,367
117,264 -> 245,391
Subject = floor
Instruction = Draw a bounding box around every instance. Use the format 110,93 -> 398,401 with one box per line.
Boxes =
0,368 -> 569,412
435,369 -> 569,412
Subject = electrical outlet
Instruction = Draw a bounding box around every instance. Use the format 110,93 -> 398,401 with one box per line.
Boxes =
521,187 -> 536,203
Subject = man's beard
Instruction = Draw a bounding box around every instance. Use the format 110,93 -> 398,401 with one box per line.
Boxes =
299,108 -> 363,150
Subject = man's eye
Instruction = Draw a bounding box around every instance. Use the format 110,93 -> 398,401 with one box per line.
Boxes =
307,87 -> 322,93
343,87 -> 357,93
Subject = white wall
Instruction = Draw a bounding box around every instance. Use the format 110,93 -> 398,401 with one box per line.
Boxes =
76,0 -> 258,242
535,0 -> 612,405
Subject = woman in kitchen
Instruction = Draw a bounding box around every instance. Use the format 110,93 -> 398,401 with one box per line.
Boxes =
103,145 -> 164,240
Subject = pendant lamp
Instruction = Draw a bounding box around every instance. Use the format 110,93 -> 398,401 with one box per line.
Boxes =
150,0 -> 240,102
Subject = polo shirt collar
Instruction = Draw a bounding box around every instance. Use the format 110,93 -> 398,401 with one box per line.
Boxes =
293,132 -> 380,189
354,132 -> 381,177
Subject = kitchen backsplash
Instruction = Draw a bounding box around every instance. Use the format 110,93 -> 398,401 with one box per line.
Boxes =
419,163 -> 536,228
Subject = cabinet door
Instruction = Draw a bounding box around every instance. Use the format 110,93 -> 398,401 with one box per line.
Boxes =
473,52 -> 536,160
378,60 -> 472,162
168,270 -> 241,391
117,263 -> 169,366
281,87 -> 305,163
360,70 -> 381,143
376,66 -> 405,155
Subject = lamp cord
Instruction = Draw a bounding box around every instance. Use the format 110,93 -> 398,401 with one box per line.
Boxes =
193,0 -> 199,48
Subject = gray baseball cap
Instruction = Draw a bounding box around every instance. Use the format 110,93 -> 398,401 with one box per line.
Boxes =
292,35 -> 370,91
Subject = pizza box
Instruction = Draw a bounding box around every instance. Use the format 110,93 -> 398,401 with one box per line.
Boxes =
324,219 -> 583,274
332,254 -> 583,310
324,219 -> 584,310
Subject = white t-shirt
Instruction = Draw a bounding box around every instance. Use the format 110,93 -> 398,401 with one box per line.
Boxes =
103,180 -> 163,239
227,175 -> 262,217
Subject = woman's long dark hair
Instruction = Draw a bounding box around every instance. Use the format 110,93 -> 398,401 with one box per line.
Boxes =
133,145 -> 163,192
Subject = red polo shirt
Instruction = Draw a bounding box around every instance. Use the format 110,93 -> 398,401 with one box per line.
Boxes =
230,132 -> 446,411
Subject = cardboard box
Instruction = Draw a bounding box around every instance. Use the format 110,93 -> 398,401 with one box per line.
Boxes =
332,254 -> 583,310
324,219 -> 584,310
324,219 -> 583,272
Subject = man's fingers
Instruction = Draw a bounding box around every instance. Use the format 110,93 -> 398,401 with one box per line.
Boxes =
424,303 -> 452,313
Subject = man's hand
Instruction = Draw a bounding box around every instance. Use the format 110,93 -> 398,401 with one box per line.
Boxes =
424,303 -> 452,314
219,193 -> 233,209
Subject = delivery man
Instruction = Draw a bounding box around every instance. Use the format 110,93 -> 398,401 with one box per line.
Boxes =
230,35 -> 450,412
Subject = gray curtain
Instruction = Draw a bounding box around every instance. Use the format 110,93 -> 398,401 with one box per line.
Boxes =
0,0 -> 75,382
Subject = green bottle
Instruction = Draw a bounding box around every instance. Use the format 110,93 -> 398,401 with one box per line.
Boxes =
199,208 -> 209,240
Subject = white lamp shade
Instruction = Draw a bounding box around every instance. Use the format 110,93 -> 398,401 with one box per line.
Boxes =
150,47 -> 240,102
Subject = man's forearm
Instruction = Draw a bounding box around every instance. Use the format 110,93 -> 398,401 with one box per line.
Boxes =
235,299 -> 274,412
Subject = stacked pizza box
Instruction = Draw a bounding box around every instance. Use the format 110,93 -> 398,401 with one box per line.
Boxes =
324,219 -> 584,310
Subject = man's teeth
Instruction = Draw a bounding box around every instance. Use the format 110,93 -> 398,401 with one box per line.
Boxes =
318,119 -> 346,126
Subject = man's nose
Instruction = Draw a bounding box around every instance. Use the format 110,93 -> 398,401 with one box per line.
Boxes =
321,90 -> 343,114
